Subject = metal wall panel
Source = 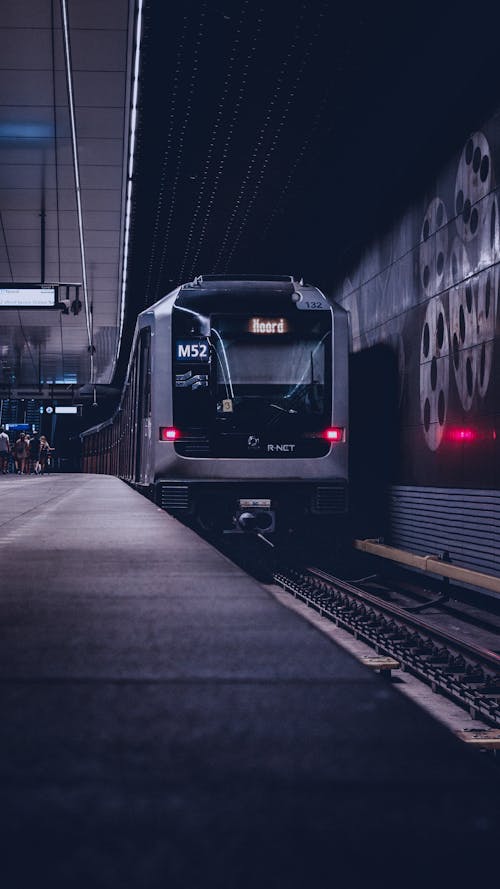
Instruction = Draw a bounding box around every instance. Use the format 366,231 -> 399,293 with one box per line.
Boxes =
389,486 -> 500,579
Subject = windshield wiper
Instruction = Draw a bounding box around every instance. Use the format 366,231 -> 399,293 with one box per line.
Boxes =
270,403 -> 298,414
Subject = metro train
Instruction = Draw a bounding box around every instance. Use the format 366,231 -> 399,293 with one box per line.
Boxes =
81,275 -> 349,536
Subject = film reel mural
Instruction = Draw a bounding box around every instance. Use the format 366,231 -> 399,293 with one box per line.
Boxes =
419,197 -> 448,297
338,126 -> 500,461
477,192 -> 500,270
448,239 -> 477,411
342,277 -> 361,349
476,194 -> 500,397
420,296 -> 449,451
448,236 -> 498,409
476,263 -> 499,398
393,330 -> 406,408
454,131 -> 492,243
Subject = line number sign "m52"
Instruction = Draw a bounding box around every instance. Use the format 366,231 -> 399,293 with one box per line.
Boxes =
176,340 -> 210,361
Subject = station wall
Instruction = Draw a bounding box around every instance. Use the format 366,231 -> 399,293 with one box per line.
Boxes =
335,109 -> 500,579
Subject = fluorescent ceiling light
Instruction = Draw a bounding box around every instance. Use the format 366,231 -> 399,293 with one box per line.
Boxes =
117,0 -> 144,359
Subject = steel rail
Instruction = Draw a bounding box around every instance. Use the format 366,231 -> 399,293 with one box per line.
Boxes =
272,564 -> 500,726
307,566 -> 500,670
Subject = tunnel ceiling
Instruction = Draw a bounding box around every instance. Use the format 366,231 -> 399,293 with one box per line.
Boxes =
2,0 -> 500,399
123,0 -> 500,378
0,0 -> 134,400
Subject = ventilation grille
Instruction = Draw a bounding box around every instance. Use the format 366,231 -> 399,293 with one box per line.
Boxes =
389,485 -> 500,579
160,484 -> 191,511
176,437 -> 210,457
311,485 -> 347,515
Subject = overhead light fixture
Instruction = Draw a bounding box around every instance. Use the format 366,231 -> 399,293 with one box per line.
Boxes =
117,0 -> 145,362
0,122 -> 54,140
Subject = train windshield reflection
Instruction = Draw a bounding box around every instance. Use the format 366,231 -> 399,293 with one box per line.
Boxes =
211,331 -> 329,416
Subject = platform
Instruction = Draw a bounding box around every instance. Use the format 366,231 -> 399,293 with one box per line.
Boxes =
0,473 -> 498,888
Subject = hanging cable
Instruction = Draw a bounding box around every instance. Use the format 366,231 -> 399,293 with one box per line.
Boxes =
222,4 -> 328,271
51,0 -> 61,286
153,3 -> 207,300
259,86 -> 330,242
114,0 -> 145,371
51,0 -> 66,385
143,13 -> 187,305
187,6 -> 264,279
59,0 -> 94,382
210,4 -> 307,271
177,0 -> 250,282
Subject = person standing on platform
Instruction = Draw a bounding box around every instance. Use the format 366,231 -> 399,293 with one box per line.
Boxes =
0,426 -> 10,474
29,432 -> 41,474
14,432 -> 28,475
24,434 -> 31,473
38,435 -> 54,474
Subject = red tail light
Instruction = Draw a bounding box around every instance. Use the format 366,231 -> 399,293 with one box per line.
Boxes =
448,427 -> 476,442
160,427 -> 180,441
324,427 -> 344,442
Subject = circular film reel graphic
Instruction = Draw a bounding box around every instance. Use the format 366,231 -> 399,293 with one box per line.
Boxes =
476,263 -> 499,398
447,236 -> 470,289
342,278 -> 362,348
478,193 -> 500,269
455,132 -> 493,242
420,297 -> 449,451
349,296 -> 361,347
419,197 -> 448,296
342,276 -> 354,299
449,240 -> 477,411
395,331 -> 406,408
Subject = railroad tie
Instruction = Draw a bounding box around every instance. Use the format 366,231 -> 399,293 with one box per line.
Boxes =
455,729 -> 500,750
359,655 -> 400,678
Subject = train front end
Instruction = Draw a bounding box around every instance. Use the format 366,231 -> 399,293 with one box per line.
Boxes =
156,276 -> 348,534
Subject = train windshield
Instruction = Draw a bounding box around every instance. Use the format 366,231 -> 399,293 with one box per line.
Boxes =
211,329 -> 330,417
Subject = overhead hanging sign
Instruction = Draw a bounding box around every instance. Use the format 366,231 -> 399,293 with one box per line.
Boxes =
0,284 -> 58,308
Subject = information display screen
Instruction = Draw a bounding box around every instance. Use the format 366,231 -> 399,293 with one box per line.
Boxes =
0,285 -> 57,308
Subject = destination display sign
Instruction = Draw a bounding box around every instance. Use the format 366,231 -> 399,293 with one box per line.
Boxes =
0,285 -> 57,308
248,317 -> 289,334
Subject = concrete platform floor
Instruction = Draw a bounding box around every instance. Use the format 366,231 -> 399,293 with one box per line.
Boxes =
0,473 -> 499,888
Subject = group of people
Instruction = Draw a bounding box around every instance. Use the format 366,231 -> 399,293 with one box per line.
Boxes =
0,427 -> 54,475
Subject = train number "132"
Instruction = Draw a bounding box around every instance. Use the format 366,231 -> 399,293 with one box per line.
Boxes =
176,340 -> 210,361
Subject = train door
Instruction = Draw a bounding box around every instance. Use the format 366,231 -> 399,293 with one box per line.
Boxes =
135,327 -> 152,483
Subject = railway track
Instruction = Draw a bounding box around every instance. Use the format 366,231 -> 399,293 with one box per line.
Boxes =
272,564 -> 500,727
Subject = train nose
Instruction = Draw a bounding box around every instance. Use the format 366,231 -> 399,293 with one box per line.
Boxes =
237,510 -> 274,532
237,511 -> 259,531
255,511 -> 274,531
